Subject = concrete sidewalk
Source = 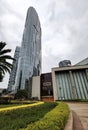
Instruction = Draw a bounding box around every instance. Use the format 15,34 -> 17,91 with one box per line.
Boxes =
65,103 -> 88,130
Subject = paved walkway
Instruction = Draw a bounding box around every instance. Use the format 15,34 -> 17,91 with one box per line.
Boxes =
73,111 -> 83,130
67,103 -> 88,130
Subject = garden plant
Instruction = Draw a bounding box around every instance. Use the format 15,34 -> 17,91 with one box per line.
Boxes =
0,102 -> 69,130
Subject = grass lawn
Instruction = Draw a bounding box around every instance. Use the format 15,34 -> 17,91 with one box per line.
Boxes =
0,104 -> 23,108
0,102 -> 57,130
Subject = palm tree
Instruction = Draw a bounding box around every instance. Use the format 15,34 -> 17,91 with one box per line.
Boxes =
0,71 -> 3,82
0,41 -> 15,81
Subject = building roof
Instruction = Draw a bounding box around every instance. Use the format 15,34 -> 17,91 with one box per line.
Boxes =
75,57 -> 88,66
52,65 -> 88,72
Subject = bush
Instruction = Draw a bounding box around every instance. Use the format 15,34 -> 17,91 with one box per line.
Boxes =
15,89 -> 28,99
22,102 -> 69,130
0,97 -> 10,104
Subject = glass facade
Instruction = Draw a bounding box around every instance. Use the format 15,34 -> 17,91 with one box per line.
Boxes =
15,7 -> 41,92
7,46 -> 20,92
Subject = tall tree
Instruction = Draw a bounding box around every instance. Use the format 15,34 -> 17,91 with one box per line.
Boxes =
0,41 -> 15,82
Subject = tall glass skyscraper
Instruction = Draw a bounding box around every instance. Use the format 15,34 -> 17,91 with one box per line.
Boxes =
8,46 -> 20,92
15,7 -> 41,92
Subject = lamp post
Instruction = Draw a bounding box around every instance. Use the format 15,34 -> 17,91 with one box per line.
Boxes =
48,89 -> 50,101
59,87 -> 62,101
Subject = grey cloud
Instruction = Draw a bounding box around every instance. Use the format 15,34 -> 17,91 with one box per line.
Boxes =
0,0 -> 23,19
66,0 -> 88,19
47,1 -> 56,21
0,1 -> 24,52
0,0 -> 88,86
44,0 -> 88,35
43,0 -> 88,59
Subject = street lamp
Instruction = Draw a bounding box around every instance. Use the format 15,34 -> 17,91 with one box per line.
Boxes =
59,87 -> 62,101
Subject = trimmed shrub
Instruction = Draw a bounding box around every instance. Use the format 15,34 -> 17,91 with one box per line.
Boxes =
21,102 -> 69,130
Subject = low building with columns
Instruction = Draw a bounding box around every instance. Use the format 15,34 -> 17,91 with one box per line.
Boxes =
52,65 -> 88,100
31,64 -> 88,101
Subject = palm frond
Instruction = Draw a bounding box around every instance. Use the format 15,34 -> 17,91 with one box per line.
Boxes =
0,67 -> 5,74
0,41 -> 15,80
0,55 -> 15,61
0,64 -> 11,73
0,42 -> 6,51
0,49 -> 11,55
2,61 -> 13,69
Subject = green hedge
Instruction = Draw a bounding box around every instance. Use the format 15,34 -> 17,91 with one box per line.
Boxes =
21,102 -> 69,130
63,99 -> 88,102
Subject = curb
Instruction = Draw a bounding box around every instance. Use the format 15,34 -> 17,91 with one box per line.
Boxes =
64,110 -> 73,130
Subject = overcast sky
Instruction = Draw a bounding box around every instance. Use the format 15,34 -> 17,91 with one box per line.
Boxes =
0,0 -> 88,88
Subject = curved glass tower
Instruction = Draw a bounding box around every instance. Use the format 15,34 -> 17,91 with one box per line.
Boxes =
15,7 -> 41,91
